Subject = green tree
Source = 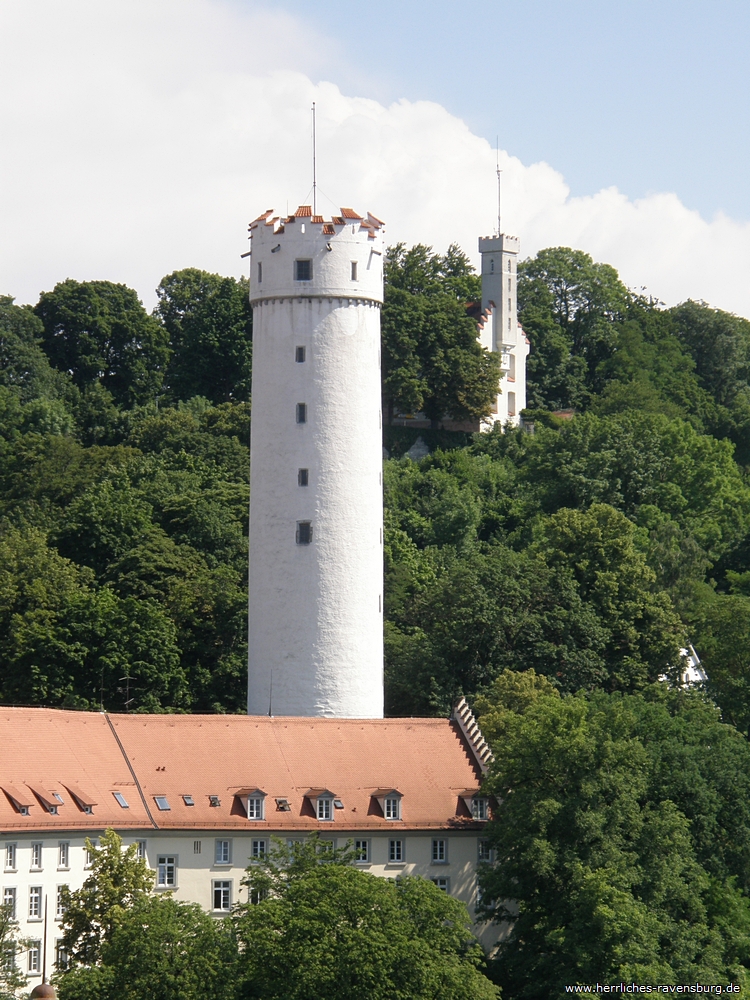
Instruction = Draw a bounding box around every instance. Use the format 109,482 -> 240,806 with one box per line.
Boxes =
59,829 -> 154,965
518,247 -> 631,409
477,683 -> 750,995
155,269 -> 252,404
382,244 -> 500,426
235,838 -> 497,1000
0,295 -> 74,404
34,280 -> 170,406
56,896 -> 237,1000
0,902 -> 27,998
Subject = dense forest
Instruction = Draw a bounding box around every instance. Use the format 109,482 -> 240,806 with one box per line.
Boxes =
3,249 -> 750,731
6,246 -> 750,991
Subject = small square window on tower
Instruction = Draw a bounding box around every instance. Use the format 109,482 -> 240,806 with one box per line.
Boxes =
296,403 -> 307,424
296,521 -> 312,545
298,468 -> 309,486
295,345 -> 306,363
295,259 -> 312,281
350,261 -> 358,280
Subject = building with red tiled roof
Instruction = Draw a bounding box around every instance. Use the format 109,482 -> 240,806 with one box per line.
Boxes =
1,703 -> 497,982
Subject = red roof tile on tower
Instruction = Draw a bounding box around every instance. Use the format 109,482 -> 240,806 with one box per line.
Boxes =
294,205 -> 313,217
322,224 -> 335,235
311,215 -> 324,223
340,208 -> 363,220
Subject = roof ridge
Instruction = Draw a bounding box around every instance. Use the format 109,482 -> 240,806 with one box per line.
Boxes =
451,697 -> 493,774
105,714 -> 158,829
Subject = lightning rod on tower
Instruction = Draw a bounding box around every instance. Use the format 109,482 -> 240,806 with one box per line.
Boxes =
312,102 -> 317,216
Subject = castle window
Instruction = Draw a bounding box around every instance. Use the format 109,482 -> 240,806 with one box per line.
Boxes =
298,468 -> 309,486
508,316 -> 511,331
508,259 -> 511,271
296,403 -> 307,423
508,277 -> 511,291
351,261 -> 358,280
296,521 -> 312,545
508,297 -> 511,312
257,262 -> 262,283
508,392 -> 516,417
295,345 -> 306,362
295,259 -> 312,281
490,259 -> 494,273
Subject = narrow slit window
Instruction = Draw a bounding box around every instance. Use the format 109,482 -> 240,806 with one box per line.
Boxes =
295,345 -> 306,363
294,259 -> 312,281
351,261 -> 358,280
257,261 -> 262,283
296,403 -> 307,424
296,521 -> 312,545
508,259 -> 511,271
490,259 -> 494,273
298,468 -> 309,486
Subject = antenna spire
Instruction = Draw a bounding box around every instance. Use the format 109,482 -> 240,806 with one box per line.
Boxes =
496,136 -> 502,237
312,102 -> 317,216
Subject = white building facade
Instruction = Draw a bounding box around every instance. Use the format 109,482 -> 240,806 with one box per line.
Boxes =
247,206 -> 386,718
477,233 -> 530,427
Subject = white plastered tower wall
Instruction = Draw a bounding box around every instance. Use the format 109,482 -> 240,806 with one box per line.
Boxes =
247,207 -> 385,718
477,234 -> 530,427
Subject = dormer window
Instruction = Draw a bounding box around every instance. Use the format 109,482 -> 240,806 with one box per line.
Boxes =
248,797 -> 264,820
373,789 -> 402,821
472,798 -> 490,820
236,788 -> 266,820
317,797 -> 332,821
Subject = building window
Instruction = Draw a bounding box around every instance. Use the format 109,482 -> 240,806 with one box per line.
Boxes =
431,877 -> 449,893
215,840 -> 231,866
209,795 -> 221,808
154,796 -> 170,811
295,259 -> 312,281
249,887 -> 267,905
136,840 -> 147,860
84,847 -> 94,868
194,841 -> 202,855
490,259 -> 494,273
317,797 -> 332,821
183,794 -> 195,806
478,839 -> 492,862
508,297 -> 511,312
351,261 -> 358,280
55,940 -> 69,971
298,468 -> 309,486
58,842 -> 69,869
29,886 -> 42,919
157,856 -> 177,888
385,797 -> 400,820
257,262 -> 262,283
295,345 -> 306,362
3,887 -> 16,918
113,791 -> 129,809
296,521 -> 312,545
56,885 -> 68,919
508,276 -> 511,291
388,840 -> 403,862
508,259 -> 511,271
251,839 -> 267,860
296,402 -> 307,424
247,797 -> 264,820
30,843 -> 42,870
472,798 -> 490,820
354,840 -> 369,863
5,843 -> 16,871
507,316 -> 511,331
28,940 -> 41,974
212,880 -> 231,912
508,391 -> 516,417
432,839 -> 447,863
508,354 -> 516,380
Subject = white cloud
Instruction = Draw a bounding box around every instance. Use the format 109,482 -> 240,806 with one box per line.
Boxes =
2,0 -> 749,318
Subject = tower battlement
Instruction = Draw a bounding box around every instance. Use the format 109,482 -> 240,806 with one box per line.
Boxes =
249,206 -> 385,305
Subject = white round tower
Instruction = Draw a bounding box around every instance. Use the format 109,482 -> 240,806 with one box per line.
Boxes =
246,205 -> 385,718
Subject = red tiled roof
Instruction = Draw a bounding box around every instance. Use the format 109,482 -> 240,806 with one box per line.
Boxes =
0,710 -> 485,833
294,205 -> 313,217
311,215 -> 324,223
340,207 -> 363,220
322,224 -> 335,235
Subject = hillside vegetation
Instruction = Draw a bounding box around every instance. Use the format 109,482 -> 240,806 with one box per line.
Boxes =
2,249 -> 750,727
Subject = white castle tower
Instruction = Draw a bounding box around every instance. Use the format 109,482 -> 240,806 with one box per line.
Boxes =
477,233 -> 530,426
246,205 -> 385,718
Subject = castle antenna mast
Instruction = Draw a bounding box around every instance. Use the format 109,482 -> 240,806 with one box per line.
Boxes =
496,136 -> 502,237
312,102 -> 317,216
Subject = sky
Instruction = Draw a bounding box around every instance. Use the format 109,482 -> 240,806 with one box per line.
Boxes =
1,0 -> 749,316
